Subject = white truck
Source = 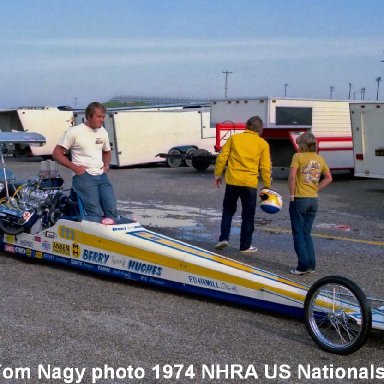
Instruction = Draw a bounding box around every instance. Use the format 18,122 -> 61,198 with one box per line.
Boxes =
350,102 -> 384,179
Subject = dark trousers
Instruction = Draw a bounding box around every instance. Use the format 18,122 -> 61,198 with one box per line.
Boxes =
219,184 -> 257,251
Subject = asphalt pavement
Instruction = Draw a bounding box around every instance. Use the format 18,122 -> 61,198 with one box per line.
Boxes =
0,159 -> 383,384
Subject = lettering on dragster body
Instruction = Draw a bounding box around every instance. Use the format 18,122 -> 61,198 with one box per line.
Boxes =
127,260 -> 163,276
53,242 -> 70,256
82,249 -> 110,264
188,276 -> 238,293
189,276 -> 220,288
58,225 -> 76,241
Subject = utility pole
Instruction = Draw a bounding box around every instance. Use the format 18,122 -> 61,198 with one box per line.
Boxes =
361,87 -> 366,100
348,82 -> 352,100
222,70 -> 232,98
284,83 -> 288,97
376,77 -> 381,101
330,86 -> 334,99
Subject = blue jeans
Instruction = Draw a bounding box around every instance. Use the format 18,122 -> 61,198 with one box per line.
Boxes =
289,198 -> 318,272
72,172 -> 117,223
219,184 -> 257,251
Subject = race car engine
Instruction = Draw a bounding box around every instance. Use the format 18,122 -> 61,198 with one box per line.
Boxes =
0,176 -> 68,234
17,178 -> 66,215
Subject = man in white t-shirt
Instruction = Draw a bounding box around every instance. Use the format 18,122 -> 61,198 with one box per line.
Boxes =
53,102 -> 117,224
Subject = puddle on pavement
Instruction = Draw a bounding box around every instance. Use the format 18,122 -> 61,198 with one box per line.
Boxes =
117,200 -> 221,241
117,200 -> 280,242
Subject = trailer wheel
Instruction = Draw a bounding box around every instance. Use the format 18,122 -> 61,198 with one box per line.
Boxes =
167,149 -> 182,168
185,148 -> 196,168
192,149 -> 211,171
304,275 -> 371,355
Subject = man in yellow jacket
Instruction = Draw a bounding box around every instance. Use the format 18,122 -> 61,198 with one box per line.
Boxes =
214,115 -> 271,253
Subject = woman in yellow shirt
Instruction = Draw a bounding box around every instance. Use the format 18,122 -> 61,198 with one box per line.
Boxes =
288,132 -> 332,274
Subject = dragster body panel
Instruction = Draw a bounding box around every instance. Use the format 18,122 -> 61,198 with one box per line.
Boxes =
2,218 -> 383,329
2,219 -> 307,317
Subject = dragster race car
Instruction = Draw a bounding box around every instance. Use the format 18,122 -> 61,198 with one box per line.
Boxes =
0,132 -> 383,355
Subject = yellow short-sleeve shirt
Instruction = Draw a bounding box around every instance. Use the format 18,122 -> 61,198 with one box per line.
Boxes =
290,152 -> 329,197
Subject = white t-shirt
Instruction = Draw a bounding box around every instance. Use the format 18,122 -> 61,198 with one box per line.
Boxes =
59,123 -> 111,176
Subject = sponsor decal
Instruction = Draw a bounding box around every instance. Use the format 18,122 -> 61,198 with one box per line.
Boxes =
112,226 -> 128,232
58,225 -> 76,241
34,235 -> 42,242
45,231 -> 55,239
22,211 -> 32,222
127,260 -> 162,276
52,242 -> 70,256
20,240 -> 34,248
26,248 -> 32,257
4,244 -> 15,253
35,251 -> 43,259
112,223 -> 141,231
5,234 -> 15,244
15,246 -> 26,254
82,249 -> 109,264
42,241 -> 51,251
72,243 -> 80,258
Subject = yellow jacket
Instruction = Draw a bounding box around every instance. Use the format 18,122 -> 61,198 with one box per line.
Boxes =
214,130 -> 271,188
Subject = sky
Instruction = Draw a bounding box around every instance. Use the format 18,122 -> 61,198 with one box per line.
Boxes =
1,0 -> 383,108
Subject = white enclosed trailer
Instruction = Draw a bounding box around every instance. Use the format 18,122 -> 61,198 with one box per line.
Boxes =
211,97 -> 354,170
350,102 -> 384,179
0,107 -> 73,157
74,106 -> 215,167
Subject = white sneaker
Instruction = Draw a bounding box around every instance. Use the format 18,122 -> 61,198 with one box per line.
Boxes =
215,240 -> 229,250
290,268 -> 308,275
240,246 -> 258,253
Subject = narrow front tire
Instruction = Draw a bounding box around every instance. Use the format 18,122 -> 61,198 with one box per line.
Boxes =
304,275 -> 371,355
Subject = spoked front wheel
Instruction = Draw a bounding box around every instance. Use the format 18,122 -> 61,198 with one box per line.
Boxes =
304,275 -> 372,355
